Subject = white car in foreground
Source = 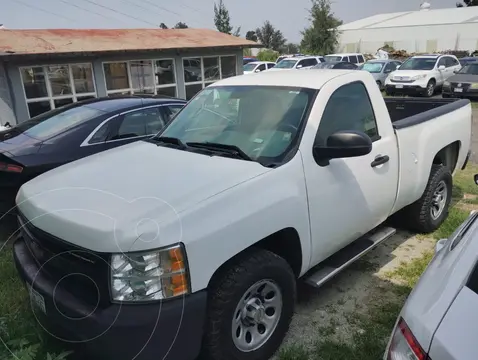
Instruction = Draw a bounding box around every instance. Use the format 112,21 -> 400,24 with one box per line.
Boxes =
385,177 -> 478,360
385,54 -> 461,97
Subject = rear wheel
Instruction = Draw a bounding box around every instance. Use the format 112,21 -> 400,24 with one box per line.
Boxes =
398,164 -> 452,233
202,249 -> 296,360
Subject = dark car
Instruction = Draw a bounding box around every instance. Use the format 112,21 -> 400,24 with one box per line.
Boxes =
0,96 -> 186,214
442,62 -> 478,100
458,57 -> 478,66
312,61 -> 358,70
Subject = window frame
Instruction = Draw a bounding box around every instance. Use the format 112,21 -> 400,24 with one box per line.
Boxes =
349,55 -> 359,64
19,63 -> 97,118
80,103 -> 181,147
102,58 -> 178,97
314,80 -> 380,148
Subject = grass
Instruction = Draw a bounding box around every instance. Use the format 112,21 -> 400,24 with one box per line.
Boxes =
278,165 -> 478,360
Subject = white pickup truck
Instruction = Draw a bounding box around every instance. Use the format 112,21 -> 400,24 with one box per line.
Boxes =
12,70 -> 472,360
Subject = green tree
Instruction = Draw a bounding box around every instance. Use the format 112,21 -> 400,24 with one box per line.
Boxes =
174,22 -> 188,29
280,42 -> 300,54
159,23 -> 168,29
300,0 -> 342,55
214,0 -> 241,36
255,21 -> 286,51
457,0 -> 478,6
245,30 -> 258,42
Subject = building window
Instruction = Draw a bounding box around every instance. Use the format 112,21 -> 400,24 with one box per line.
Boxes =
183,55 -> 237,100
103,59 -> 177,97
20,63 -> 97,118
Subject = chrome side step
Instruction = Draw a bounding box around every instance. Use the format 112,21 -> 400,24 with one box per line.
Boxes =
304,226 -> 396,288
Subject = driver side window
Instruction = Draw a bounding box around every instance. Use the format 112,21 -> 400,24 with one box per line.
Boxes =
257,64 -> 266,71
315,82 -> 379,146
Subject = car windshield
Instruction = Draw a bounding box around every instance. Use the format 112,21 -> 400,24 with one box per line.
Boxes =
157,85 -> 315,165
243,63 -> 258,71
274,60 -> 297,69
325,56 -> 342,62
15,105 -> 104,140
458,63 -> 478,75
399,58 -> 437,70
362,62 -> 384,73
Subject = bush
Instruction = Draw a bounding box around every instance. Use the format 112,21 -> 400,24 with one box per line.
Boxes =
257,49 -> 278,62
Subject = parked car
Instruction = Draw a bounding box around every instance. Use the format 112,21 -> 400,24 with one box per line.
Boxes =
243,57 -> 257,65
359,59 -> 402,90
270,55 -> 325,71
324,53 -> 366,65
385,54 -> 462,97
385,180 -> 478,360
458,56 -> 478,66
0,96 -> 186,214
243,61 -> 276,74
13,70 -> 472,360
442,62 -> 478,99
312,61 -> 358,70
275,53 -> 305,63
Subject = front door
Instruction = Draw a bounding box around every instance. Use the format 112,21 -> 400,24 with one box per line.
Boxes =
301,80 -> 398,266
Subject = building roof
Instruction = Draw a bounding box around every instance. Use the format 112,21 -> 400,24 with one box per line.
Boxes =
339,7 -> 478,31
210,69 -> 359,90
0,28 -> 260,57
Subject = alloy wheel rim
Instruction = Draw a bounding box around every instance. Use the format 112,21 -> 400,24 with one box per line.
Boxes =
431,180 -> 447,220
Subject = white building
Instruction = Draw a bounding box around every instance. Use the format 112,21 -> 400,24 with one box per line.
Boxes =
337,5 -> 478,54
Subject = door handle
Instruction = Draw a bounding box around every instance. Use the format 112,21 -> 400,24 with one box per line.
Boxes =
371,154 -> 390,167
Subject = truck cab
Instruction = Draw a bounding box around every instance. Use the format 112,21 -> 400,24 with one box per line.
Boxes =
12,70 -> 472,360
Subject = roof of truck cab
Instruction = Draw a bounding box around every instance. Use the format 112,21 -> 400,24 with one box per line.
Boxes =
211,69 -> 357,89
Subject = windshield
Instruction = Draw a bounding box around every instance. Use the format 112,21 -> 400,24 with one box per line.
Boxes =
325,56 -> 342,62
362,62 -> 384,73
158,85 -> 316,165
399,58 -> 437,71
274,59 -> 297,69
243,63 -> 258,72
16,105 -> 104,140
458,63 -> 478,75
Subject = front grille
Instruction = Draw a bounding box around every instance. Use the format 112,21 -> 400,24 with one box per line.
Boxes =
390,79 -> 414,83
450,83 -> 471,91
18,212 -> 111,308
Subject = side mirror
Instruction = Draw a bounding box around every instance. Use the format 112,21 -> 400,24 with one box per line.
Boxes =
254,69 -> 261,73
396,65 -> 400,69
474,174 -> 478,185
296,64 -> 303,69
435,238 -> 448,253
438,65 -> 446,71
313,130 -> 372,166
453,69 -> 459,73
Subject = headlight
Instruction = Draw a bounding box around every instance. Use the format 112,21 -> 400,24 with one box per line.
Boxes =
110,244 -> 189,302
412,74 -> 427,80
471,83 -> 478,89
444,81 -> 450,87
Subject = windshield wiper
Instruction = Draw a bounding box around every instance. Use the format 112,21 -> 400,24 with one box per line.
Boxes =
186,142 -> 252,161
148,136 -> 187,149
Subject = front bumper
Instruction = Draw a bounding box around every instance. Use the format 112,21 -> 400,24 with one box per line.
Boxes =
13,236 -> 207,360
385,84 -> 427,96
442,87 -> 478,99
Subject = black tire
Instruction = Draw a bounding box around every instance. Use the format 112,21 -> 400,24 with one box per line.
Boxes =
425,80 -> 436,97
376,81 -> 382,89
385,89 -> 394,96
400,164 -> 452,233
201,249 -> 296,360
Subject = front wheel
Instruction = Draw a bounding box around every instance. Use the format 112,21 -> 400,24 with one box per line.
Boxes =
425,80 -> 436,97
202,249 -> 296,360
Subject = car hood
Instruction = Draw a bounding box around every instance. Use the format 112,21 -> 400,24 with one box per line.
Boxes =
446,74 -> 478,83
16,141 -> 269,253
267,67 -> 292,71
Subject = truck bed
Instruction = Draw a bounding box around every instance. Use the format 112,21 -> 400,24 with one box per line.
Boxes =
385,98 -> 470,129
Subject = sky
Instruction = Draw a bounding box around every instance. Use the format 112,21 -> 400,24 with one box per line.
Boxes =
0,0 -> 462,42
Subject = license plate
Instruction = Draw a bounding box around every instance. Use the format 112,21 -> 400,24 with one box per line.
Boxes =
454,88 -> 463,93
395,84 -> 404,89
26,284 -> 46,314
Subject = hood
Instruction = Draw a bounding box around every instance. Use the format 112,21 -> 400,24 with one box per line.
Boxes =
446,74 -> 478,83
0,132 -> 41,157
267,67 -> 291,71
17,141 -> 268,253
390,70 -> 431,80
